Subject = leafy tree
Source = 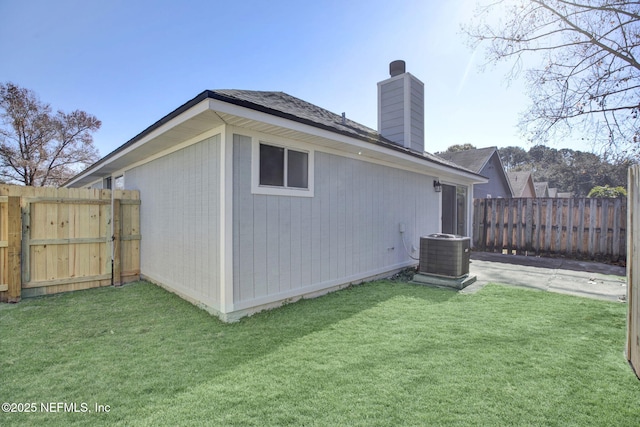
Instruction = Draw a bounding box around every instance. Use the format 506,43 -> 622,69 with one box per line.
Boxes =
498,146 -> 529,170
442,143 -> 477,153
0,82 -> 100,186
587,185 -> 627,198
496,144 -> 629,195
528,145 -> 564,169
463,1 -> 640,158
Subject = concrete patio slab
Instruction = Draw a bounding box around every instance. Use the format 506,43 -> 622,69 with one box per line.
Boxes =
461,252 -> 627,302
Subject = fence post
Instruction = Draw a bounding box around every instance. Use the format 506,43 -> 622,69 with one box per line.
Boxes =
554,199 -> 563,254
612,198 -> 621,260
588,198 -> 598,257
473,198 -> 486,250
525,198 -> 533,253
7,196 -> 21,302
496,198 -> 504,252
566,198 -> 574,255
627,165 -> 640,378
112,198 -> 121,287
506,199 -> 514,254
577,198 -> 585,257
488,199 -> 496,252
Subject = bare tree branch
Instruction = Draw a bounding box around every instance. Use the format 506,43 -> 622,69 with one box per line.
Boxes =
0,83 -> 101,186
463,0 -> 640,157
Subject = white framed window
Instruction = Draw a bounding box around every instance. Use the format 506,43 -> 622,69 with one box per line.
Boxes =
252,140 -> 314,197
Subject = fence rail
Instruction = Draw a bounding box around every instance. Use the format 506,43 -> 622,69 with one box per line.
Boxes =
0,185 -> 140,302
472,197 -> 626,262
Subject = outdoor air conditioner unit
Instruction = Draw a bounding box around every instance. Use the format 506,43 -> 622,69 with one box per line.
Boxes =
419,234 -> 471,278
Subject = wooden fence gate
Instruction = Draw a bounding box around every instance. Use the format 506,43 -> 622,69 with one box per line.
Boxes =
472,197 -> 626,262
0,185 -> 140,302
628,166 -> 640,379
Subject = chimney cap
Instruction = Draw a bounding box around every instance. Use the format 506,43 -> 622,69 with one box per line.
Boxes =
389,60 -> 406,77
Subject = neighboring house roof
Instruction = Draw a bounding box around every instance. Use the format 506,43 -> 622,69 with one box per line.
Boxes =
534,181 -> 549,197
557,192 -> 574,198
437,147 -> 514,197
437,146 -> 498,174
548,188 -> 558,197
507,171 -> 536,197
65,90 -> 484,187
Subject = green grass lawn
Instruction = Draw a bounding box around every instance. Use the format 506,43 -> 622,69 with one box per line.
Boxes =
1,280 -> 639,426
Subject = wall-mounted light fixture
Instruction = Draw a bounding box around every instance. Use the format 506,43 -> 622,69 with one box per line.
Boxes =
433,180 -> 442,192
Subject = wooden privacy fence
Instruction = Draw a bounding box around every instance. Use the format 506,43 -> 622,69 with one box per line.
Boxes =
472,197 -> 626,262
0,185 -> 140,303
628,165 -> 640,379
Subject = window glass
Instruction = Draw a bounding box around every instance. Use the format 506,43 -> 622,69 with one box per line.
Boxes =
287,149 -> 308,189
456,185 -> 467,236
115,175 -> 124,190
259,144 -> 285,186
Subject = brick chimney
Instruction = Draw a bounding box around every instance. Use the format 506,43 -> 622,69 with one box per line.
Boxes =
377,60 -> 425,153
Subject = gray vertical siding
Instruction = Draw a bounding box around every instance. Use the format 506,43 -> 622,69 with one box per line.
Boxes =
409,78 -> 424,153
379,78 -> 405,146
232,134 -> 438,309
125,134 -> 221,309
379,74 -> 424,153
473,153 -> 512,198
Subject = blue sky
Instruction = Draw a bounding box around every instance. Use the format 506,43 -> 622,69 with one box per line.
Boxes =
1,0 -> 549,158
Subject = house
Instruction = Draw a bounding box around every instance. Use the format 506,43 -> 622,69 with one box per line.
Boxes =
535,181 -> 549,197
507,171 -> 536,197
65,61 -> 485,321
437,147 -> 513,198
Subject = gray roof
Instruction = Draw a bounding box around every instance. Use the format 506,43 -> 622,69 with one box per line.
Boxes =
66,90 -> 480,186
507,171 -> 533,197
436,147 -> 498,174
534,181 -> 549,197
213,90 -> 469,172
215,90 -> 380,141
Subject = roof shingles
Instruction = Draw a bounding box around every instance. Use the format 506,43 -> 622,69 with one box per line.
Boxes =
65,89 -> 482,186
436,147 -> 498,174
211,90 -> 470,173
